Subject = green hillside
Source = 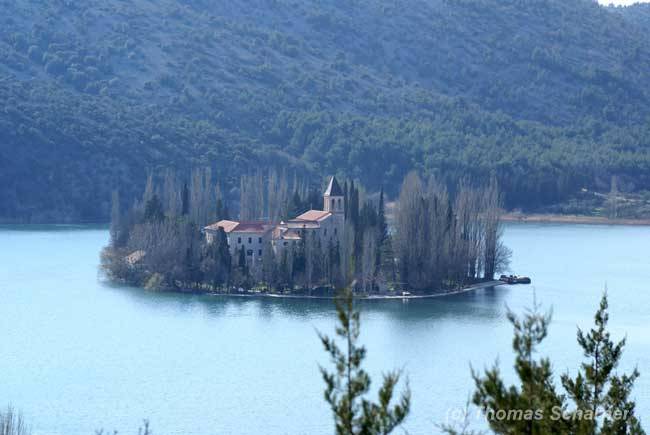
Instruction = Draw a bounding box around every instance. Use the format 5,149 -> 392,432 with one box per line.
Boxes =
1,0 -> 650,221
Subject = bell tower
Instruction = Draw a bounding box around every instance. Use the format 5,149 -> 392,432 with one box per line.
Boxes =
323,176 -> 344,215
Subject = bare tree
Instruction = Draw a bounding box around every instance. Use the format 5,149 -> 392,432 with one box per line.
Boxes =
0,406 -> 29,435
482,176 -> 502,280
361,228 -> 378,292
394,172 -> 506,292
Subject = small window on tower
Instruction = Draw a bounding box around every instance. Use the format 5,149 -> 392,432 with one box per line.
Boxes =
338,198 -> 342,209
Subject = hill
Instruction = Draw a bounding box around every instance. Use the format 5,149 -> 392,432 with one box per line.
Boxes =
1,0 -> 650,222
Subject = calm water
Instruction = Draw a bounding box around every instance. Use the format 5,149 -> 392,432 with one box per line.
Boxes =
1,223 -> 649,434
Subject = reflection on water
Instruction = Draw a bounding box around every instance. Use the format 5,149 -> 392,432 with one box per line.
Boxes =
107,278 -> 511,323
1,223 -> 648,435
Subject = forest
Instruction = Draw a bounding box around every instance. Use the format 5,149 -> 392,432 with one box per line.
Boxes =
2,0 -> 650,222
102,169 -> 507,294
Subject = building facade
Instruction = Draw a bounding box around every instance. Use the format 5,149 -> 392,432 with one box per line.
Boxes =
203,176 -> 346,268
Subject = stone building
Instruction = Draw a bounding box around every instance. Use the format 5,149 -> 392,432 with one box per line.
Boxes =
203,176 -> 346,268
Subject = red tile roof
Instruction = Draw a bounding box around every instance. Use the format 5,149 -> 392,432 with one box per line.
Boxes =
204,220 -> 273,233
296,210 -> 331,221
234,221 -> 274,233
204,220 -> 239,232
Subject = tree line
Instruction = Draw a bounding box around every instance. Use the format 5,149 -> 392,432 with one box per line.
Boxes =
394,172 -> 509,292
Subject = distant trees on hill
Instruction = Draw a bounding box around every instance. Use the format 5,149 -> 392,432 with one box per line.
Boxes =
2,0 -> 650,222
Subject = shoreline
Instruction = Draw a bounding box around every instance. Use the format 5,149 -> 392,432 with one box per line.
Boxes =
203,280 -> 506,300
502,213 -> 650,226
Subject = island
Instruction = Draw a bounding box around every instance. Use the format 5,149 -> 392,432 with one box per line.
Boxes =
102,170 -> 510,298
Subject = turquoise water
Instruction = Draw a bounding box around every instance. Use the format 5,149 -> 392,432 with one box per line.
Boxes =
0,223 -> 648,434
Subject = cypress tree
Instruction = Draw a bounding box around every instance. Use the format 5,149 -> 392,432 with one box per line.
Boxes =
343,181 -> 349,220
144,194 -> 165,223
289,190 -> 303,218
279,249 -> 291,290
181,182 -> 190,216
378,187 -> 387,243
222,200 -> 230,220
109,190 -> 123,247
238,246 -> 248,277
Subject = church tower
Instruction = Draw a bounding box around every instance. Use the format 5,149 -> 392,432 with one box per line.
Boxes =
323,176 -> 344,215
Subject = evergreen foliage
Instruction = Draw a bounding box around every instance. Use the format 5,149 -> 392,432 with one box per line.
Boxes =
469,293 -> 645,434
561,294 -> 645,434
3,0 -> 650,222
319,288 -> 410,435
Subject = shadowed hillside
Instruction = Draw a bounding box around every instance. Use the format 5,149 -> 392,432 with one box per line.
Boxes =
1,0 -> 650,221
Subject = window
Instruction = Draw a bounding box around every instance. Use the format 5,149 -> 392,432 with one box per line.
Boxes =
246,249 -> 253,256
324,228 -> 327,236
283,242 -> 288,246
258,237 -> 262,244
334,228 -> 337,235
248,237 -> 252,244
237,237 -> 241,244
331,199 -> 335,209
338,198 -> 342,209
258,250 -> 262,256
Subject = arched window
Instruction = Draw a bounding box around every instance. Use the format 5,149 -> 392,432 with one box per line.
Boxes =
331,199 -> 335,209
338,198 -> 342,210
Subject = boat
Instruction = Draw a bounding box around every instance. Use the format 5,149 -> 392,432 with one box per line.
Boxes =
499,275 -> 532,285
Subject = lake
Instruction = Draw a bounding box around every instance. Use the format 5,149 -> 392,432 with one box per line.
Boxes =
1,223 -> 649,434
